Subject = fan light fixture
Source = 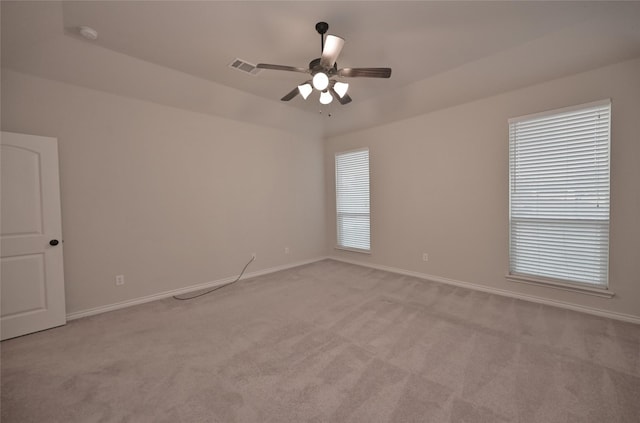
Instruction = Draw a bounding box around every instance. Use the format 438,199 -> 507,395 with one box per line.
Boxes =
255,22 -> 391,107
312,72 -> 329,91
319,91 -> 333,105
298,83 -> 313,99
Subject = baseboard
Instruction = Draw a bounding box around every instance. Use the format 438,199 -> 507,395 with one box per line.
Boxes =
66,256 -> 329,321
329,256 -> 640,325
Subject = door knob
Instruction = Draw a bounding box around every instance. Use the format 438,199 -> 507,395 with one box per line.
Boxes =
49,239 -> 59,246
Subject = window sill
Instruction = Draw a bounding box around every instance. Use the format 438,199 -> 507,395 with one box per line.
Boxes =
335,246 -> 371,255
506,274 -> 615,298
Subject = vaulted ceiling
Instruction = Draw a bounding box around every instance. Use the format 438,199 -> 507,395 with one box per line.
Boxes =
3,1 -> 640,137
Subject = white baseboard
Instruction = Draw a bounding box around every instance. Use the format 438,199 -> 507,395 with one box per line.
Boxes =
329,256 -> 640,325
66,256 -> 329,321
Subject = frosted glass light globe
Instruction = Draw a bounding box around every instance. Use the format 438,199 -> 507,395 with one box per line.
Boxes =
312,72 -> 329,91
334,82 -> 349,98
298,83 -> 313,99
319,90 -> 333,105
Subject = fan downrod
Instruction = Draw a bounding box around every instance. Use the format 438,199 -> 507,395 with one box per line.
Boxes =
316,21 -> 329,52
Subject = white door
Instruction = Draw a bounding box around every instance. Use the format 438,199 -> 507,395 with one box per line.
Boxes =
1,131 -> 66,340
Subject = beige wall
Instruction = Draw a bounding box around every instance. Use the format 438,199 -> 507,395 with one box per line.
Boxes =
3,57 -> 639,320
2,70 -> 326,314
326,58 -> 640,319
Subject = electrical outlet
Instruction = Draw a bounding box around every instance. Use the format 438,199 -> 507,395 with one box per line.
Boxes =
284,247 -> 290,254
422,253 -> 429,262
115,274 -> 125,286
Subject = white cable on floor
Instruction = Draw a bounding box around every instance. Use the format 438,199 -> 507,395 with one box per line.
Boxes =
172,255 -> 255,301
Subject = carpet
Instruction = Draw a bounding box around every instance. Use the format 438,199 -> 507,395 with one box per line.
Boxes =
2,259 -> 639,422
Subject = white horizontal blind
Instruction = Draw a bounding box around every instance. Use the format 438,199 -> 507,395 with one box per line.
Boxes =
509,101 -> 610,287
336,149 -> 370,251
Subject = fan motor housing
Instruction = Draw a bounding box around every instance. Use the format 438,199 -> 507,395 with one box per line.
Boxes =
309,58 -> 337,75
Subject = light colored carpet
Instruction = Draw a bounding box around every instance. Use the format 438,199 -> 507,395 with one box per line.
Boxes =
1,259 -> 639,422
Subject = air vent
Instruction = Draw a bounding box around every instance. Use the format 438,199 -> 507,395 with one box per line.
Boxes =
229,58 -> 261,75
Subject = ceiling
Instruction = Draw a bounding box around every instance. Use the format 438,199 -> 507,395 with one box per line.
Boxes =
3,1 -> 640,137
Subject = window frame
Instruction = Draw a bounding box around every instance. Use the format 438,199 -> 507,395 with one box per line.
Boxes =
335,147 -> 371,254
506,99 -> 613,297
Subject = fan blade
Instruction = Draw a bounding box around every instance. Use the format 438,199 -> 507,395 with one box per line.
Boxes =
339,93 -> 352,105
256,64 -> 309,73
338,68 -> 392,78
329,87 -> 353,105
280,87 -> 300,101
320,35 -> 344,68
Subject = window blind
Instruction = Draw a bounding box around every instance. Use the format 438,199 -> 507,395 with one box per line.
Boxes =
336,148 -> 370,251
509,100 -> 610,287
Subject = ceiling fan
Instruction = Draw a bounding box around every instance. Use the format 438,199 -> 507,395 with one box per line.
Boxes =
257,22 -> 392,106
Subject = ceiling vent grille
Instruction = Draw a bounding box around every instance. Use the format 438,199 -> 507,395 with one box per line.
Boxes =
229,58 -> 261,75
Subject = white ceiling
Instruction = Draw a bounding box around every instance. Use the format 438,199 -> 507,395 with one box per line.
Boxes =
3,1 -> 640,137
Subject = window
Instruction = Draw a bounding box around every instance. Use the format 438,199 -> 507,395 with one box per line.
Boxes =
508,100 -> 610,289
335,148 -> 370,252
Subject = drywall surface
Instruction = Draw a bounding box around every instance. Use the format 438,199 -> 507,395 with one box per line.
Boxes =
0,1 -> 324,138
325,57 -> 640,319
1,70 -> 326,314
